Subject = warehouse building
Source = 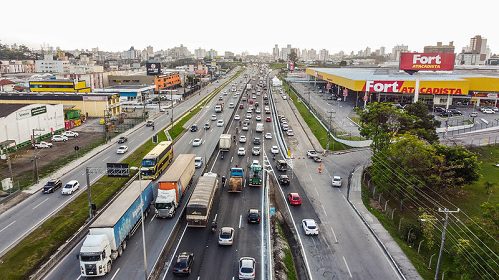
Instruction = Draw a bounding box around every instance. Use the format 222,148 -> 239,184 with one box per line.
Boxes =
29,79 -> 91,93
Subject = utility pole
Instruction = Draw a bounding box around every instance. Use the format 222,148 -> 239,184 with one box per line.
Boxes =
435,208 -> 460,280
32,153 -> 40,184
326,110 -> 335,151
86,167 -> 93,219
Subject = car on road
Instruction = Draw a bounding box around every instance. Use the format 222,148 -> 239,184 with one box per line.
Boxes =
117,136 -> 128,144
217,120 -> 224,127
116,145 -> 129,154
286,129 -> 294,136
434,106 -> 446,113
211,114 -> 217,121
482,108 -> 495,114
265,116 -> 271,122
246,113 -> 252,119
470,112 -> 478,117
448,109 -> 462,116
247,209 -> 261,224
242,125 -> 249,131
331,176 -> 342,187
302,219 -> 319,236
42,178 -> 62,194
253,137 -> 261,145
307,150 -> 318,158
146,120 -> 154,127
238,147 -> 246,156
239,135 -> 247,143
287,192 -> 302,206
271,146 -> 279,154
229,102 -> 235,108
239,257 -> 256,280
438,111 -> 453,117
62,131 -> 79,137
190,124 -> 198,132
255,115 -> 262,121
194,157 -> 203,168
61,180 -> 79,195
278,175 -> 290,185
218,227 -> 235,246
33,141 -> 53,149
192,138 -> 203,147
239,104 -> 244,109
252,146 -> 261,156
265,133 -> 272,139
204,123 -> 210,130
255,108 -> 261,114
235,114 -> 241,120
173,252 -> 194,275
159,107 -> 166,112
51,135 -> 68,142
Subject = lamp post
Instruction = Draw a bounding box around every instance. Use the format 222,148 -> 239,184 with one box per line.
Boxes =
129,166 -> 148,280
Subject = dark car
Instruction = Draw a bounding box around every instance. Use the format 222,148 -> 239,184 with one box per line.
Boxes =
439,111 -> 453,117
253,137 -> 261,145
172,252 -> 194,275
42,178 -> 62,194
278,175 -> 290,185
448,109 -> 462,116
247,209 -> 261,224
117,136 -> 128,144
190,124 -> 198,132
433,107 -> 446,113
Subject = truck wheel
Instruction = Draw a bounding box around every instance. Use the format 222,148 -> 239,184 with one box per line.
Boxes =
106,261 -> 112,273
118,245 -> 123,257
122,240 -> 127,251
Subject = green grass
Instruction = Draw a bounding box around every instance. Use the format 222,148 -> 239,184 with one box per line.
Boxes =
276,222 -> 298,280
0,70 -> 244,279
281,80 -> 348,151
270,63 -> 287,70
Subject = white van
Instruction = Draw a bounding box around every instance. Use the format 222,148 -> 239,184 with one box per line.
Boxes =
256,123 -> 264,133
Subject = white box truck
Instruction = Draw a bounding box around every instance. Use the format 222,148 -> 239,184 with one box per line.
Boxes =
219,134 -> 231,151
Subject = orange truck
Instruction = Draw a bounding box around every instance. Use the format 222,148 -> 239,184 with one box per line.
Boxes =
155,154 -> 195,218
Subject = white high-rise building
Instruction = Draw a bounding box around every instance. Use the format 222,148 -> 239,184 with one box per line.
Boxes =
319,49 -> 329,62
391,44 -> 409,61
35,54 -> 70,73
195,48 -> 207,59
272,44 -> 279,60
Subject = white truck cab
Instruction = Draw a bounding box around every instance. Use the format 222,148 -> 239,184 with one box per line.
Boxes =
79,235 -> 114,277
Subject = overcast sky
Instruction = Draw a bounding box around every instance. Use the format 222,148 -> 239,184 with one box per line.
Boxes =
1,0 -> 497,55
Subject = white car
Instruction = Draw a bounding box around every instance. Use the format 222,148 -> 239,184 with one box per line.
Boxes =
192,138 -> 203,147
217,120 -> 224,127
211,114 -> 217,121
271,146 -> 279,154
286,129 -> 294,136
235,115 -> 241,120
331,176 -> 342,187
255,116 -> 262,121
51,135 -> 68,142
239,257 -> 256,280
252,147 -> 261,156
33,141 -> 53,149
194,157 -> 203,168
246,113 -> 252,119
116,145 -> 129,154
242,125 -> 249,131
61,180 -> 79,195
239,135 -> 247,143
265,133 -> 272,139
62,131 -> 79,137
218,227 -> 235,246
482,108 -> 495,114
229,102 -> 235,108
159,107 -> 166,112
302,219 -> 319,235
238,147 -> 246,156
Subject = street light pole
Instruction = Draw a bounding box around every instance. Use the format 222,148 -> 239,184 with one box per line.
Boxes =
85,167 -> 93,219
434,208 -> 460,280
326,110 -> 335,151
130,166 -> 148,279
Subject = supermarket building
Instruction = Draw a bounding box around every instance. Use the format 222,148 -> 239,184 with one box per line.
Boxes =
304,67 -> 499,108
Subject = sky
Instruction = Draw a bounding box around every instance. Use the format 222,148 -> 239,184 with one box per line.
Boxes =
1,0 -> 498,55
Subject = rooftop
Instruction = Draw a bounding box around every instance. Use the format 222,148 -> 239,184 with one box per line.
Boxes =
0,103 -> 29,118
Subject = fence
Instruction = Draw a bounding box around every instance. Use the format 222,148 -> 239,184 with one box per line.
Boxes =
441,118 -> 499,136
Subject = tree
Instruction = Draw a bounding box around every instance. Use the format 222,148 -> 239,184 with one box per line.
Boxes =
287,49 -> 298,64
339,60 -> 347,66
433,145 -> 480,191
404,102 -> 441,143
419,210 -> 437,251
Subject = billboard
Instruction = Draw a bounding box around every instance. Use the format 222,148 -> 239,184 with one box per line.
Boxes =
399,53 -> 455,71
146,62 -> 161,76
362,80 -> 468,95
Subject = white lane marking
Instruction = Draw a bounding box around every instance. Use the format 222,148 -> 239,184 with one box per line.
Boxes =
32,197 -> 49,210
76,275 -> 81,280
330,226 -> 339,243
110,267 -> 120,280
189,139 -> 193,144
149,213 -> 156,224
164,225 -> 188,280
0,221 -> 16,233
321,204 -> 328,217
102,155 -> 110,162
230,156 -> 233,163
197,277 -> 200,280
343,256 -> 353,278
239,215 -> 242,228
314,187 -> 320,198
214,213 -> 218,221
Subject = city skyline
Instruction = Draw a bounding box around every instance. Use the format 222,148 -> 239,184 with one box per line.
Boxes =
1,0 -> 498,55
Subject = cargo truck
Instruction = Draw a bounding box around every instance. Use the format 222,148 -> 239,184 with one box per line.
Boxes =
155,154 -> 195,218
228,167 -> 244,192
186,172 -> 218,227
248,163 -> 263,187
79,180 -> 154,277
219,134 -> 231,151
214,103 -> 224,113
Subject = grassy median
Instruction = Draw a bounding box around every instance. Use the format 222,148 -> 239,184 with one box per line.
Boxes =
0,69 -> 242,279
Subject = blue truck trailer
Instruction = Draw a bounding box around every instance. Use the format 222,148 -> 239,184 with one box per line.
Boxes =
78,180 -> 154,277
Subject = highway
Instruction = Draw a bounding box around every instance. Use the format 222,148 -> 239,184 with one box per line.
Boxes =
0,68 -> 241,258
43,67 -> 254,280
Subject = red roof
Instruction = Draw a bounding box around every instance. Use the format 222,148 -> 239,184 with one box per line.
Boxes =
0,79 -> 15,86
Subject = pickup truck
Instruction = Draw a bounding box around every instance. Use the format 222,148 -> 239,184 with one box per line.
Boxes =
33,141 -> 53,149
306,150 -> 318,158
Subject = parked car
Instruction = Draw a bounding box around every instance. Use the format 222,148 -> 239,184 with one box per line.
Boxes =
239,257 -> 256,280
194,157 -> 203,168
173,252 -> 194,275
307,150 -> 318,158
247,209 -> 261,224
470,112 -> 478,117
116,145 -> 129,154
482,108 -> 495,114
117,136 -> 128,144
218,227 -> 235,246
61,180 -> 80,195
448,109 -> 462,116
433,106 -> 446,113
287,192 -> 302,206
331,176 -> 342,187
302,219 -> 319,236
51,135 -> 68,142
62,131 -> 79,137
33,141 -> 53,149
42,178 -> 62,194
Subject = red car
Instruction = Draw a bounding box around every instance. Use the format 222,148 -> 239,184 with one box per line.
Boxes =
239,104 -> 244,109
287,193 -> 302,206
265,117 -> 272,122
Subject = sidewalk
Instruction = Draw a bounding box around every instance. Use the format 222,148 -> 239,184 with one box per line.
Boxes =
349,166 -> 423,280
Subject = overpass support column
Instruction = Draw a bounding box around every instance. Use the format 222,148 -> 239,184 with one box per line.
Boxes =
413,78 -> 420,103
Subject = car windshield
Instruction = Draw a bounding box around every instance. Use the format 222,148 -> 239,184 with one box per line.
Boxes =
64,184 -> 73,188
220,232 -> 232,238
308,225 -> 317,229
175,259 -> 188,268
241,267 -> 253,273
141,159 -> 156,167
46,181 -> 55,186
80,252 -> 101,262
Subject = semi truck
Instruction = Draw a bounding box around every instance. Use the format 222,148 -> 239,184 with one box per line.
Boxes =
228,167 -> 244,192
186,172 -> 218,227
79,180 -> 154,277
155,154 -> 195,218
219,134 -> 231,151
248,163 -> 263,187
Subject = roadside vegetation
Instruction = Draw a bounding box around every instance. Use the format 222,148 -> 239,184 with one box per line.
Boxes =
358,101 -> 498,279
273,220 -> 298,280
0,69 -> 243,279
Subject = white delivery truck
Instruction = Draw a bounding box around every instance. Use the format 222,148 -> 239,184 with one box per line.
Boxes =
256,123 -> 264,133
219,134 -> 231,151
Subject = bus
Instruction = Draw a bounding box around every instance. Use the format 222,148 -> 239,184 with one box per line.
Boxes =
141,141 -> 173,180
